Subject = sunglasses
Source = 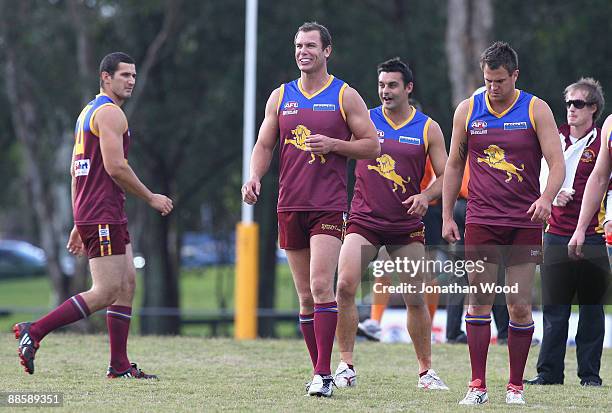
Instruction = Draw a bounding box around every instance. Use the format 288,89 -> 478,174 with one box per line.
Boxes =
565,99 -> 594,109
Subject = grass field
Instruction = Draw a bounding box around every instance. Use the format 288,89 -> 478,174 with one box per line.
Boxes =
1,333 -> 610,412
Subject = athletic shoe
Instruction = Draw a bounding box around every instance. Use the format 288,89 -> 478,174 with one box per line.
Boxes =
13,322 -> 39,375
458,380 -> 488,405
106,363 -> 158,379
334,361 -> 356,388
308,374 -> 334,397
357,318 -> 381,341
418,369 -> 449,390
580,379 -> 602,387
506,383 -> 526,404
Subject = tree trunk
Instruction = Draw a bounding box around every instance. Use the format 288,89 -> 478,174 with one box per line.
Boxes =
445,0 -> 493,106
0,2 -> 70,303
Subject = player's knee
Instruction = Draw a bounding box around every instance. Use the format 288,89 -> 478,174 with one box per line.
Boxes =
95,288 -> 118,307
297,293 -> 314,309
336,279 -> 357,302
508,304 -> 531,321
310,278 -> 333,299
123,271 -> 136,296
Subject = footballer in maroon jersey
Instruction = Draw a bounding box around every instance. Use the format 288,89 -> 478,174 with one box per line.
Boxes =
14,52 -> 172,379
242,22 -> 378,397
442,42 -> 564,405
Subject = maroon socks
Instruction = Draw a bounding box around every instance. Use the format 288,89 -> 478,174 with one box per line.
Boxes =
508,320 -> 535,387
313,301 -> 338,376
299,313 -> 317,369
107,305 -> 133,372
465,313 -> 492,388
30,294 -> 91,341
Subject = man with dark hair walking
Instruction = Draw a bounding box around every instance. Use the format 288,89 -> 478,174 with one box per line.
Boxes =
14,52 -> 173,378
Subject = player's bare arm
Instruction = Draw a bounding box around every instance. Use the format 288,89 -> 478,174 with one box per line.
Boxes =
569,114 -> 612,258
527,98 -> 565,223
306,86 -> 379,159
241,87 -> 281,205
96,106 -> 173,216
67,150 -> 84,255
403,120 -> 448,217
442,99 -> 470,243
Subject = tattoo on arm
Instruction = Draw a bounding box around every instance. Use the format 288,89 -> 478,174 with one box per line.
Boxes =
458,141 -> 468,161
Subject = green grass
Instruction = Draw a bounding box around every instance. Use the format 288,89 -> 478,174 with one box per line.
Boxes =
1,334 -> 610,411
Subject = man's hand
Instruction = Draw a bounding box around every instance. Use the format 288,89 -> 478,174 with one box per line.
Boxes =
148,193 -> 173,216
305,134 -> 337,155
568,230 -> 586,260
554,189 -> 574,207
242,178 -> 261,205
442,218 -> 461,244
527,196 -> 552,223
403,194 -> 428,217
67,226 -> 84,256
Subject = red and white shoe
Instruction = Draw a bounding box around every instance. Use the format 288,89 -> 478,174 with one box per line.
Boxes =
459,379 -> 488,405
506,383 -> 526,404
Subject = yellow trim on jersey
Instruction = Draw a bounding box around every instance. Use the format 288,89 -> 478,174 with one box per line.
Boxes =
485,89 -> 521,118
382,105 -> 416,130
339,83 -> 348,121
106,224 -> 112,255
298,75 -> 334,99
596,196 -> 606,234
528,96 -> 537,132
98,224 -> 105,257
276,84 -> 285,115
465,97 -> 474,132
74,104 -> 93,156
89,103 -> 118,137
423,118 -> 432,154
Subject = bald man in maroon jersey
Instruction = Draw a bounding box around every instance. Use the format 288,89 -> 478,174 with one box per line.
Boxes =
13,52 -> 173,379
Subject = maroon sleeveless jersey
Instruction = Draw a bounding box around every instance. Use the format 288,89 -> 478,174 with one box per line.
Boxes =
465,90 -> 542,228
350,106 -> 430,232
72,94 -> 129,225
277,76 -> 352,212
548,126 -> 603,236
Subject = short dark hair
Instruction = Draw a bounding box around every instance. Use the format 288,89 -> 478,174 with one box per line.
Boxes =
295,22 -> 332,49
479,41 -> 518,74
564,77 -> 605,122
377,57 -> 414,87
99,52 -> 135,87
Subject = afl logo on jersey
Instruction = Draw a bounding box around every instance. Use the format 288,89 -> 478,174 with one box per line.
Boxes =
282,101 -> 299,116
377,129 -> 385,143
470,120 -> 488,135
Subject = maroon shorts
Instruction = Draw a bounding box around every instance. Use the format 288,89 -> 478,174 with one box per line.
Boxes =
464,223 -> 542,265
346,221 -> 425,247
278,211 -> 346,250
76,223 -> 130,259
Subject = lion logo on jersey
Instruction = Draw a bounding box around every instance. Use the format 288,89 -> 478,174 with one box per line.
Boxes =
367,154 -> 411,193
284,124 -> 326,164
477,144 -> 524,182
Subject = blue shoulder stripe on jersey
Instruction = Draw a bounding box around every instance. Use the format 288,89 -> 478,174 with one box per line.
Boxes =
370,105 -> 429,145
279,76 -> 345,110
